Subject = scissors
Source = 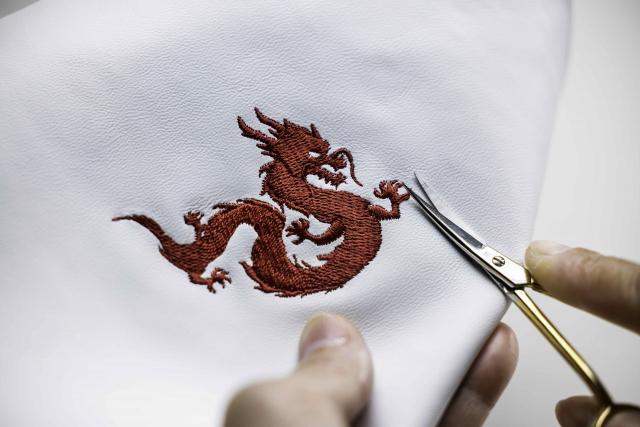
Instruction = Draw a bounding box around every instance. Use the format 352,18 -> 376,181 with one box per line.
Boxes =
405,173 -> 638,427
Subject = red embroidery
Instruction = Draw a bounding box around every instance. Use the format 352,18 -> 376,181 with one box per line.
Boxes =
114,109 -> 409,297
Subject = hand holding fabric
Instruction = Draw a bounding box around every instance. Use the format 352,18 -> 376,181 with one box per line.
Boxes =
224,313 -> 518,427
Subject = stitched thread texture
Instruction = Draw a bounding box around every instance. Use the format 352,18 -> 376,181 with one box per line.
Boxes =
114,109 -> 409,297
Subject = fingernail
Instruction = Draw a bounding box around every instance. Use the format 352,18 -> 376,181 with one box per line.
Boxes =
526,240 -> 571,271
298,313 -> 348,361
530,240 -> 571,256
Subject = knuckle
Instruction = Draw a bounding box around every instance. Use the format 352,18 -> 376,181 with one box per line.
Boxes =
226,381 -> 284,420
563,248 -> 603,288
498,322 -> 519,362
300,350 -> 369,402
226,379 -> 345,427
572,248 -> 602,276
304,350 -> 354,377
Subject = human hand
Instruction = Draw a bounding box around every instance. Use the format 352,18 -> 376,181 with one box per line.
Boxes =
525,240 -> 640,427
224,313 -> 518,427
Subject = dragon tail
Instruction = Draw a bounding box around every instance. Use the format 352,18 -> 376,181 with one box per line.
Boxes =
113,215 -> 179,253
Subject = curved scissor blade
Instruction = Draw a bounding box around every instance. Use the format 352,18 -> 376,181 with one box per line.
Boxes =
405,173 -> 531,289
404,180 -> 484,250
412,172 -> 437,208
413,172 -> 484,242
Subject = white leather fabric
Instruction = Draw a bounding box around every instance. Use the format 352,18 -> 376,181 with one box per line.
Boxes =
0,1 -> 569,426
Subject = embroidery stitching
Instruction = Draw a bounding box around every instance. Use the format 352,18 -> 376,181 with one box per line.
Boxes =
114,108 -> 409,297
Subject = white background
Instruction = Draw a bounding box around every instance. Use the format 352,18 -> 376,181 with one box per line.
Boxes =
489,1 -> 640,425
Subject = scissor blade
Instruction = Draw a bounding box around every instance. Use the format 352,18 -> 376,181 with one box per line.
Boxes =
414,172 -> 484,241
404,184 -> 484,250
412,172 -> 437,208
406,174 -> 532,289
413,172 -> 445,214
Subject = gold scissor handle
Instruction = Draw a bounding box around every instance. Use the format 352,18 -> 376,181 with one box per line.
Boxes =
509,289 -> 613,406
510,289 -> 640,426
593,404 -> 640,427
507,282 -> 640,427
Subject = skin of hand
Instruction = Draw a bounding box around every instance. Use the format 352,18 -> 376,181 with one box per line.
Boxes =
525,240 -> 640,427
224,313 -> 518,427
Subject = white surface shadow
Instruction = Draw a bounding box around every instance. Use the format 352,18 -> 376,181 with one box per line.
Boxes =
0,0 -> 40,19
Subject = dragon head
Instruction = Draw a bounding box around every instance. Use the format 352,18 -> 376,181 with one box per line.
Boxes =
237,108 -> 362,187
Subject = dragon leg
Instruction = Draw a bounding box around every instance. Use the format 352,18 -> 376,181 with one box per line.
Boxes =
188,269 -> 231,293
239,261 -> 279,293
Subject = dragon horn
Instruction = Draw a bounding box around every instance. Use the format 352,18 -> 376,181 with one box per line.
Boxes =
254,108 -> 284,132
237,115 -> 277,147
310,123 -> 322,139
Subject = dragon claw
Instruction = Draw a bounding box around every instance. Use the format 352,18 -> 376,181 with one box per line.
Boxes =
207,268 -> 232,292
285,218 -> 311,244
184,211 -> 207,238
188,269 -> 231,293
184,211 -> 204,225
373,180 -> 409,204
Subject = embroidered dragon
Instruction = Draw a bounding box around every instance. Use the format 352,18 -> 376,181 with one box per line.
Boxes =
114,109 -> 409,297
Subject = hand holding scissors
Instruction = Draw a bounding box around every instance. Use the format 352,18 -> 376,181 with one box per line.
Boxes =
406,174 -> 640,427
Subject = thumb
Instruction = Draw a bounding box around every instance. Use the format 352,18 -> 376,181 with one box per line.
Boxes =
225,313 -> 373,427
556,396 -> 640,427
296,313 -> 374,420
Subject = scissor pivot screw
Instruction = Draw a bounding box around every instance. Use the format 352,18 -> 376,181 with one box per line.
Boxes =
492,256 -> 506,267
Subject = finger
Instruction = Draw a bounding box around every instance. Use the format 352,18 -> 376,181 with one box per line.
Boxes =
557,396 -> 640,427
556,396 -> 600,427
224,313 -> 373,427
438,323 -> 519,427
294,312 -> 373,421
525,241 -> 640,333
608,409 -> 640,427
